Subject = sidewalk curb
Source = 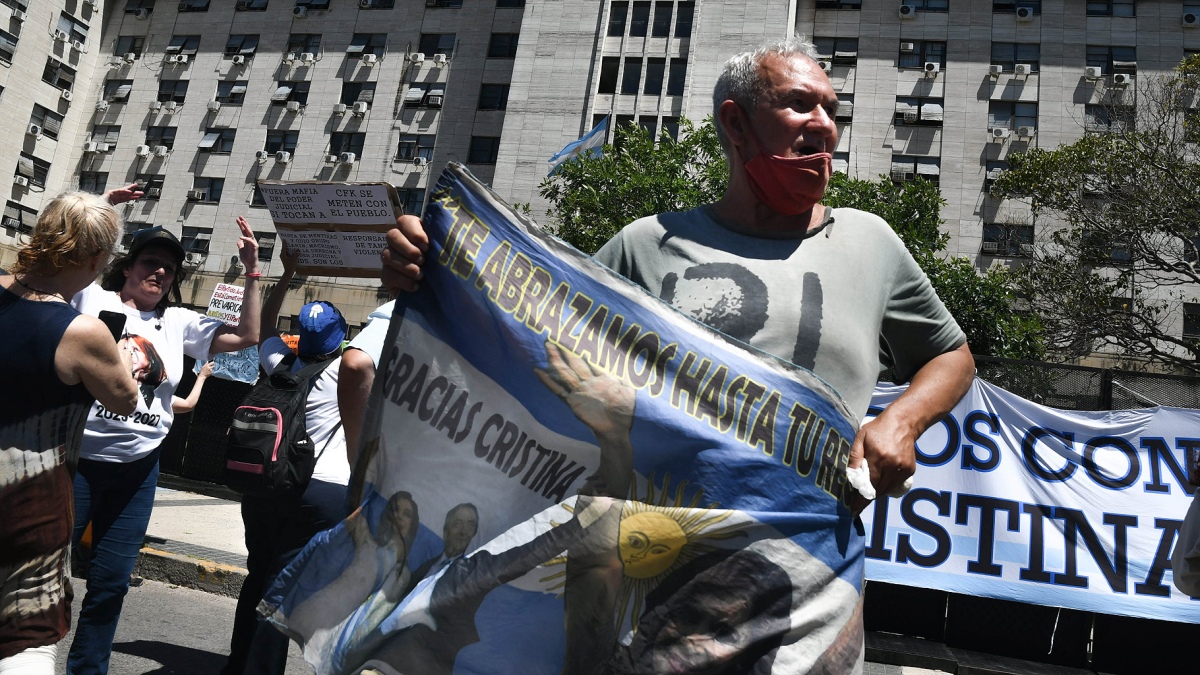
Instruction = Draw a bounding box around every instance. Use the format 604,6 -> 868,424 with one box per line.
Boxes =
134,546 -> 247,598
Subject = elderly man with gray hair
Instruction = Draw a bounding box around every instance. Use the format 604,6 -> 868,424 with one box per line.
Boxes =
382,36 -> 975,673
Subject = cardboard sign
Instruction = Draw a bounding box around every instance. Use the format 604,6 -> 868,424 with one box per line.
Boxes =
258,181 -> 402,278
206,282 -> 244,327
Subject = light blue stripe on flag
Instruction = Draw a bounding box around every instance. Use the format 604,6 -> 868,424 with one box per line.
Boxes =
546,117 -> 608,176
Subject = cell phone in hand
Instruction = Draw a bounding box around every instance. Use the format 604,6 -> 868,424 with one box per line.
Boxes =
98,310 -> 126,342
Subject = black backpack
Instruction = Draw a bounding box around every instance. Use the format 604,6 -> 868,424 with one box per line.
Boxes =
224,354 -> 335,499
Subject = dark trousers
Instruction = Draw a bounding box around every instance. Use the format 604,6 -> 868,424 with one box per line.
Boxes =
68,450 -> 161,675
223,479 -> 349,675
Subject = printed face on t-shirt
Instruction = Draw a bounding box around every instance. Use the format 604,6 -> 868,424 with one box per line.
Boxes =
120,333 -> 166,406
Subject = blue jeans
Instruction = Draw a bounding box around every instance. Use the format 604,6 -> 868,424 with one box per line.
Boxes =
67,450 -> 160,675
223,479 -> 349,675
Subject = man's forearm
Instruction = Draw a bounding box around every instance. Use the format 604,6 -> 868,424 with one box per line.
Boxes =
258,270 -> 293,344
880,343 -> 975,437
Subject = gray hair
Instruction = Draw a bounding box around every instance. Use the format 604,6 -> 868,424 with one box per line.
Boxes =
712,37 -> 821,160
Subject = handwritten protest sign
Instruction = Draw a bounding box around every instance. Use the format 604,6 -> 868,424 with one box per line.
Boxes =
257,181 -> 402,277
199,283 -> 258,383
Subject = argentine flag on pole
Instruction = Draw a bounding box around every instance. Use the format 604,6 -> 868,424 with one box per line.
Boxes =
546,117 -> 608,176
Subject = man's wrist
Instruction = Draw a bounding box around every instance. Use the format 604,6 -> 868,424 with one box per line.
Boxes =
244,270 -> 262,279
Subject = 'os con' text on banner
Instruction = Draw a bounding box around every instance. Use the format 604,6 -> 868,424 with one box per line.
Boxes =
863,380 -> 1199,623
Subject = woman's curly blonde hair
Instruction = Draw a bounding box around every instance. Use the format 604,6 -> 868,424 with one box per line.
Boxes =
11,191 -> 121,275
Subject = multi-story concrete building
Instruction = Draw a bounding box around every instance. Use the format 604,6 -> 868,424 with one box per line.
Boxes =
0,0 -> 1196,333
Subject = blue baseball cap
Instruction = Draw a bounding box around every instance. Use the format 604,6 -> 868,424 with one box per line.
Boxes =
297,301 -> 347,357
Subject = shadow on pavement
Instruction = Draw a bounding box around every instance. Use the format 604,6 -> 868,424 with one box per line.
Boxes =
112,640 -> 228,674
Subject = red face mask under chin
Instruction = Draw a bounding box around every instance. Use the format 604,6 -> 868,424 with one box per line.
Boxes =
741,118 -> 832,216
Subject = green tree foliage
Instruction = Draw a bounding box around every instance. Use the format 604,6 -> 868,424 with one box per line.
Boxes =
824,174 -> 1044,361
539,119 -> 1043,360
538,118 -> 728,255
993,56 -> 1200,372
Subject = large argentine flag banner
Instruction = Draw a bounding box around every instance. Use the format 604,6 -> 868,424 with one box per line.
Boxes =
262,164 -> 866,675
863,380 -> 1200,623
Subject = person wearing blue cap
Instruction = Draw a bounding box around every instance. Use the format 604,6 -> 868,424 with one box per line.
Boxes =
223,247 -> 352,675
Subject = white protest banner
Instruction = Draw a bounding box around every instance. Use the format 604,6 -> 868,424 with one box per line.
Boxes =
257,181 -> 402,278
862,379 -> 1200,623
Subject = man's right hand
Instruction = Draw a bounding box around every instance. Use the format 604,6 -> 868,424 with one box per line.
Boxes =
381,215 -> 429,295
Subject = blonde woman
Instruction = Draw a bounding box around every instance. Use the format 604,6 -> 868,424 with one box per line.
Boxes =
0,192 -> 138,674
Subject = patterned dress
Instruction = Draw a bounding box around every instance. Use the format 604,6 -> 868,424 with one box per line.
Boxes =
0,285 -> 93,658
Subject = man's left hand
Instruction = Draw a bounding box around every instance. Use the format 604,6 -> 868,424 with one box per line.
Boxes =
103,182 -> 145,205
848,413 -> 917,514
235,216 -> 260,274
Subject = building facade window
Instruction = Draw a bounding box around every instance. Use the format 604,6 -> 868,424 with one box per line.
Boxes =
1085,104 -> 1135,132
1,30 -> 21,64
56,13 -> 88,44
157,79 -> 188,103
993,0 -> 1040,12
178,0 -> 209,11
2,201 -> 38,234
629,1 -> 650,36
198,128 -> 236,153
103,79 -> 133,102
608,1 -> 627,36
890,156 -> 940,185
982,223 -> 1034,256
146,126 -> 176,149
235,0 -> 267,10
347,33 -> 386,58
644,58 -> 665,95
340,81 -> 376,106
621,57 -> 642,94
224,34 -> 259,56
79,171 -> 108,194
418,33 -> 455,56
814,0 -> 861,9
899,41 -> 946,69
124,0 -> 155,14
286,33 -> 322,55
166,34 -> 201,56
31,106 -> 65,140
135,174 -> 165,199
265,130 -> 299,153
496,0 -> 523,6
397,188 -> 426,215
255,231 -> 275,260
991,43 -> 1039,72
1184,303 -> 1200,339
598,57 -> 619,94
815,37 -> 859,65
331,132 -> 366,158
895,97 -> 944,126
271,81 -> 309,105
468,136 -> 501,164
478,83 -> 510,110
667,57 -> 686,95
215,81 -> 248,104
487,33 -> 519,58
90,124 -> 120,146
1086,45 -> 1136,73
651,1 -> 672,36
662,116 -> 679,140
908,0 -> 949,11
42,59 -> 75,90
191,177 -> 223,203
396,134 -> 435,161
181,226 -> 212,254
16,153 -> 50,188
116,36 -> 145,58
295,0 -> 331,11
675,1 -> 694,36
1087,0 -> 1134,16
988,101 -> 1038,130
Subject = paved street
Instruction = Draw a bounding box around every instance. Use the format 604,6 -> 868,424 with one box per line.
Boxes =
57,576 -> 310,675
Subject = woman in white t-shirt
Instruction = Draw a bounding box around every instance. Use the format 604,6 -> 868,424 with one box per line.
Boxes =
223,247 -> 352,675
68,220 -> 263,674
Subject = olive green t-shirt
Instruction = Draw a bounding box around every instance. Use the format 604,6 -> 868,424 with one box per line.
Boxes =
593,206 -> 966,419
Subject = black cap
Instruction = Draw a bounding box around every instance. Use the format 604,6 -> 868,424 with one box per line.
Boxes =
128,226 -> 185,264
